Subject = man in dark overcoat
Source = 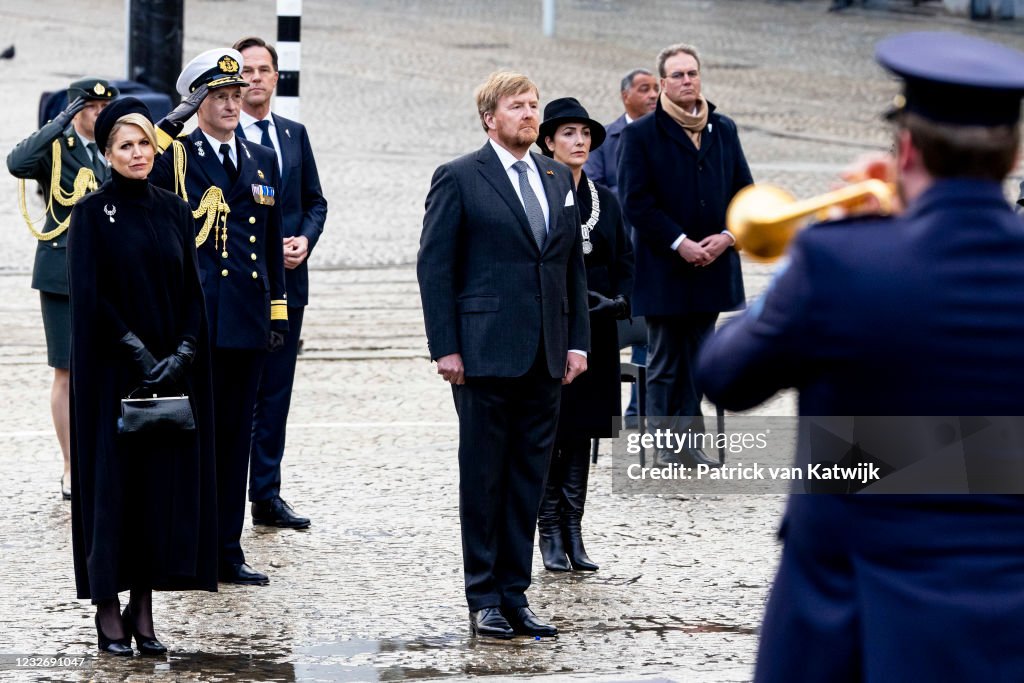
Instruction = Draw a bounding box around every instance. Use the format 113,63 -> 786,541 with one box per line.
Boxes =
698,31 -> 1024,682
618,43 -> 752,466
417,71 -> 589,639
150,48 -> 288,587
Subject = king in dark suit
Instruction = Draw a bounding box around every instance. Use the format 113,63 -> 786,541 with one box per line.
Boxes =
698,31 -> 1024,682
417,72 -> 590,639
150,48 -> 288,587
234,36 -> 328,531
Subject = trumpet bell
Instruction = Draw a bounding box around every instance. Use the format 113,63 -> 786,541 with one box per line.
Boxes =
726,184 -> 799,263
727,179 -> 896,262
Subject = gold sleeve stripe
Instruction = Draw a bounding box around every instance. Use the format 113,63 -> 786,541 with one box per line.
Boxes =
270,302 -> 288,321
156,127 -> 175,152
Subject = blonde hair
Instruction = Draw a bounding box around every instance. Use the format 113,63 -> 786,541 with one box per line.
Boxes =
105,113 -> 157,152
474,71 -> 539,133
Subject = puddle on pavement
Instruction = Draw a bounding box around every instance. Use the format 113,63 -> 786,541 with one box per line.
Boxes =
45,620 -> 751,680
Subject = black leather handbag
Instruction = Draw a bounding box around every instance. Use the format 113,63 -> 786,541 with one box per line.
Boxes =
118,388 -> 195,435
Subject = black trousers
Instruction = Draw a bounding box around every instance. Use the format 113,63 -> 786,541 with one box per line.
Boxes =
452,353 -> 561,611
646,313 -> 719,433
211,347 -> 267,567
250,306 -> 304,503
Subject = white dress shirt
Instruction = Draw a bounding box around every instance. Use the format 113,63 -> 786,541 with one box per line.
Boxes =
239,110 -> 283,172
488,138 -> 550,231
487,139 -> 585,359
202,130 -> 238,168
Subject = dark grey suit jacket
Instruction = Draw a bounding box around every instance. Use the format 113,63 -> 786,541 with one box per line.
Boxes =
417,141 -> 590,379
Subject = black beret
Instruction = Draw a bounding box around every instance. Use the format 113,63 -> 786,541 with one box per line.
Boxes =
94,96 -> 153,153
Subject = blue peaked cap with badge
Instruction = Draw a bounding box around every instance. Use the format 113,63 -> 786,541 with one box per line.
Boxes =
877,31 -> 1024,127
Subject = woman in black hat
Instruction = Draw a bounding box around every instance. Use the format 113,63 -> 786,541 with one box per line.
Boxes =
67,97 -> 218,656
536,98 -> 634,571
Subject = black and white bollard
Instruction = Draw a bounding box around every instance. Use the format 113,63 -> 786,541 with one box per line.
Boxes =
276,0 -> 302,120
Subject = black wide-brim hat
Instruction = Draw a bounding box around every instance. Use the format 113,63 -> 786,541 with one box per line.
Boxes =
537,97 -> 606,156
94,96 -> 153,153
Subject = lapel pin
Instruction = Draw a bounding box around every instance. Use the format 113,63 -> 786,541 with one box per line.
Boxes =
103,204 -> 116,223
546,170 -> 554,176
195,139 -> 205,157
67,136 -> 75,148
257,169 -> 265,179
285,129 -> 291,139
708,123 -> 713,133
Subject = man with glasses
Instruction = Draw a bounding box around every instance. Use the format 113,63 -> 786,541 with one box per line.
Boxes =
618,43 -> 752,467
150,48 -> 288,587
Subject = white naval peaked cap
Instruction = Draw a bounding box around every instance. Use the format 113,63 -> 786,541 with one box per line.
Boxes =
175,48 -> 248,97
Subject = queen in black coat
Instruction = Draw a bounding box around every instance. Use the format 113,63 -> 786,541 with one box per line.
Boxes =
67,99 -> 217,656
535,98 -> 634,574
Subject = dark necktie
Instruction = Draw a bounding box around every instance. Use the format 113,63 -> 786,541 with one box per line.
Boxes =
86,142 -> 106,182
512,160 -> 546,249
255,119 -> 274,150
219,142 -> 238,184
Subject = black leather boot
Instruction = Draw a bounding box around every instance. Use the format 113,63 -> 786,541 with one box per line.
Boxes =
538,446 -> 570,571
561,438 -> 598,571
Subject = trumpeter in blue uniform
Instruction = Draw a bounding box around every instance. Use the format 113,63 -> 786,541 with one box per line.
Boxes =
698,32 -> 1024,682
150,48 -> 287,587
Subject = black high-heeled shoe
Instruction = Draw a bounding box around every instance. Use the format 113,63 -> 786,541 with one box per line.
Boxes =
60,474 -> 71,501
122,605 -> 167,656
95,614 -> 133,656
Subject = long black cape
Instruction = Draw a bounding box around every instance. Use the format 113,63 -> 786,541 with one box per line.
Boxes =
68,171 -> 218,600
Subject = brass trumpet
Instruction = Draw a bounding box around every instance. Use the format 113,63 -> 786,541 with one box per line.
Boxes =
727,179 -> 897,262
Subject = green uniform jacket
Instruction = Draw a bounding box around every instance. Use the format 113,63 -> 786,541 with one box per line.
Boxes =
7,120 -> 107,294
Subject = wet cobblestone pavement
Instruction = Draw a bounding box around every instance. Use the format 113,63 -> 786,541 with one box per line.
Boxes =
1,1 -> 1022,681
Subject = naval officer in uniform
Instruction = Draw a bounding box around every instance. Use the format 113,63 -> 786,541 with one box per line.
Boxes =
150,49 -> 287,587
234,35 -> 328,531
7,78 -> 117,501
698,32 -> 1024,682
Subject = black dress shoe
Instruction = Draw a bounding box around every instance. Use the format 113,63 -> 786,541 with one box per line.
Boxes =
501,606 -> 558,637
468,607 -> 514,639
60,474 -> 72,501
122,605 -> 167,656
252,497 -> 311,529
95,614 -> 133,656
219,562 -> 270,586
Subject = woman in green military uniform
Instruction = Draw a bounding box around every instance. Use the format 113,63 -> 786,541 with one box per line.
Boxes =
6,78 -> 117,500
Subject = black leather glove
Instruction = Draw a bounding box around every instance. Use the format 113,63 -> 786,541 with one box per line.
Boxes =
119,331 -> 157,377
589,291 -> 630,319
143,339 -> 196,392
156,84 -> 210,140
609,294 -> 630,320
53,96 -> 86,130
267,330 -> 286,353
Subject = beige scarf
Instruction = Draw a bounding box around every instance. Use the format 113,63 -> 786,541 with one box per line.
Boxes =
660,90 -> 708,149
